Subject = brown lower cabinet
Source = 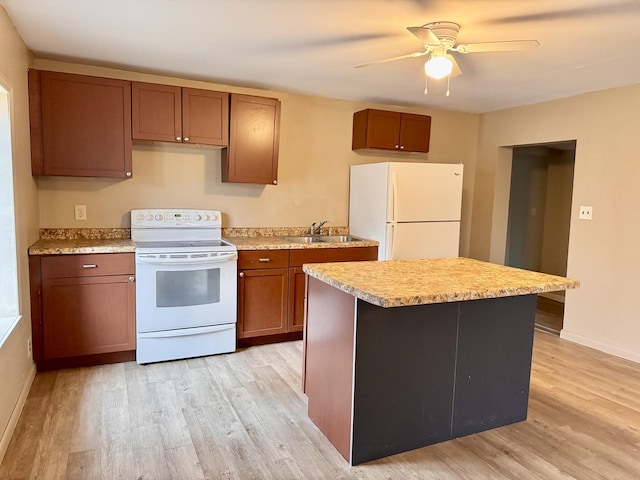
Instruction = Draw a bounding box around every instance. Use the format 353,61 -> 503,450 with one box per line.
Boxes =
237,246 -> 378,346
29,253 -> 136,370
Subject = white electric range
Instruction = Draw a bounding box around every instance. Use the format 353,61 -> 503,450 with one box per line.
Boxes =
131,209 -> 237,364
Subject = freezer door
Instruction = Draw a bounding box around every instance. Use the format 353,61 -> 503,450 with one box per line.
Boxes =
386,222 -> 460,260
389,163 -> 463,222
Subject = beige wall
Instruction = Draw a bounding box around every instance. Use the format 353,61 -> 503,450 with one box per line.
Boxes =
471,86 -> 640,362
0,7 -> 38,462
33,59 -> 480,256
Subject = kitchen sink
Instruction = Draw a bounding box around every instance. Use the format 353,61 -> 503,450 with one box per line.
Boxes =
283,235 -> 363,243
284,236 -> 325,243
318,235 -> 361,243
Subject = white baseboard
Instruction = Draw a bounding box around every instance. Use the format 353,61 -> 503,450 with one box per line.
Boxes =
540,292 -> 565,303
0,363 -> 36,464
560,330 -> 640,364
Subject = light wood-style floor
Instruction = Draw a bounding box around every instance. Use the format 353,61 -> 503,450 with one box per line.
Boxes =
2,331 -> 640,479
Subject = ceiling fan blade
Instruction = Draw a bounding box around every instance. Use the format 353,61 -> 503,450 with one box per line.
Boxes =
454,40 -> 539,54
447,54 -> 462,78
407,26 -> 441,46
484,2 -> 640,24
353,50 -> 429,68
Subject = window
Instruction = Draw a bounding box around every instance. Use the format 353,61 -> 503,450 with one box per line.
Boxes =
0,85 -> 20,345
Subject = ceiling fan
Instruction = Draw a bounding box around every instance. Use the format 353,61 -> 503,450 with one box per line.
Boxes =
354,21 -> 539,96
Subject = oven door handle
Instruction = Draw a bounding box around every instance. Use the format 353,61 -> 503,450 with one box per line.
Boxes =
136,252 -> 237,265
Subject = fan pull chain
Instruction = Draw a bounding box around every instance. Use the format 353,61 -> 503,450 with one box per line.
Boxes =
446,75 -> 450,97
424,75 -> 428,95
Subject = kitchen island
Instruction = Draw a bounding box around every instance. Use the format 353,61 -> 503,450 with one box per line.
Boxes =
302,257 -> 579,465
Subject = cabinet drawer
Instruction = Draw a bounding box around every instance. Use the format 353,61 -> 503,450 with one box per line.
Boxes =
289,247 -> 378,267
41,253 -> 134,279
238,250 -> 289,269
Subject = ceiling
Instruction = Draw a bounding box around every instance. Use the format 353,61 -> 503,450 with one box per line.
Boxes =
3,0 -> 640,113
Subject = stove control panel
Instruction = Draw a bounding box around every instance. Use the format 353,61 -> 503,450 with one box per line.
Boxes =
131,209 -> 221,228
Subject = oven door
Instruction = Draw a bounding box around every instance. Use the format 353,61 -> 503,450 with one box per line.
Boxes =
135,251 -> 237,333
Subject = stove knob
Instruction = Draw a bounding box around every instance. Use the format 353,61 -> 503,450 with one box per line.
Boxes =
136,213 -> 144,221
146,214 -> 153,221
195,214 -> 202,221
205,214 -> 211,221
155,214 -> 163,221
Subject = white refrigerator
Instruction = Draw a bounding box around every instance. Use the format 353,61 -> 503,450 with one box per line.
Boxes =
349,162 -> 463,260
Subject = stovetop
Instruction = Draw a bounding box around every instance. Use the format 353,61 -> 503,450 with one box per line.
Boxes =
131,209 -> 236,253
134,238 -> 237,253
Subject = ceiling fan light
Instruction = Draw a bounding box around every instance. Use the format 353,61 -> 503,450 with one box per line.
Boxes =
424,55 -> 453,79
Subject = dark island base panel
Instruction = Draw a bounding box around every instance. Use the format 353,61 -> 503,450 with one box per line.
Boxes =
303,278 -> 538,465
351,294 -> 537,465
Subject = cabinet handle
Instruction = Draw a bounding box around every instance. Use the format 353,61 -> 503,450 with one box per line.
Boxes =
399,145 -> 405,150
176,136 -> 182,142
258,258 -> 271,262
239,272 -> 245,277
183,137 -> 190,142
272,180 -> 277,185
82,264 -> 98,269
128,276 -> 135,282
395,144 -> 399,149
125,172 -> 132,177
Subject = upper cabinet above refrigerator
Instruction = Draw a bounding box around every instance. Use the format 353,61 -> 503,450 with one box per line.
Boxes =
352,109 -> 431,153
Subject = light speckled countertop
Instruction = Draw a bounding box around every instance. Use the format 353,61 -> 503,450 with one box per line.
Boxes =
28,227 -> 377,255
303,257 -> 579,308
29,228 -> 135,255
226,236 -> 378,251
29,238 -> 136,255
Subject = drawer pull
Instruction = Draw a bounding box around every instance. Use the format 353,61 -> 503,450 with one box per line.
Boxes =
239,272 -> 245,278
82,264 -> 98,269
128,276 -> 135,282
258,258 -> 271,262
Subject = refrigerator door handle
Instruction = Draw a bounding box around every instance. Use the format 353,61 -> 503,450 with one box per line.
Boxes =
388,170 -> 398,223
388,223 -> 396,260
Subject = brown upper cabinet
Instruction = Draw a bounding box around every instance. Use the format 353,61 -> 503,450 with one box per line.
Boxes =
352,109 -> 431,153
222,94 -> 281,185
28,69 -> 133,178
131,82 -> 229,146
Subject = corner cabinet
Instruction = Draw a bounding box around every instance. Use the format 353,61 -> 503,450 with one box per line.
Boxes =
29,253 -> 136,370
28,69 -> 133,178
352,108 -> 431,153
222,94 -> 281,185
131,82 -> 229,146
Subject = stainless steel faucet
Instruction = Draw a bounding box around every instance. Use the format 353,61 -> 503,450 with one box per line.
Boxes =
310,220 -> 328,235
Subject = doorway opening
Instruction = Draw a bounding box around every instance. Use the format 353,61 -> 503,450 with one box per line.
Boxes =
505,141 -> 575,334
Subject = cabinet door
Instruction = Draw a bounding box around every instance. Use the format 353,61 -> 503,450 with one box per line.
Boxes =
365,109 -> 402,150
131,82 -> 182,142
288,267 -> 306,332
223,94 -> 281,184
34,70 -> 132,178
352,109 -> 402,151
182,88 -> 229,146
399,113 -> 431,153
42,274 -> 135,359
237,268 -> 288,338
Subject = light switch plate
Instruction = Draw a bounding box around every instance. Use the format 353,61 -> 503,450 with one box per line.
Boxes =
579,205 -> 593,220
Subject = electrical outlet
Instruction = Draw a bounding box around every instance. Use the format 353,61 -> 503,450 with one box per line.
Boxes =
27,338 -> 32,359
579,205 -> 593,220
74,204 -> 87,221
